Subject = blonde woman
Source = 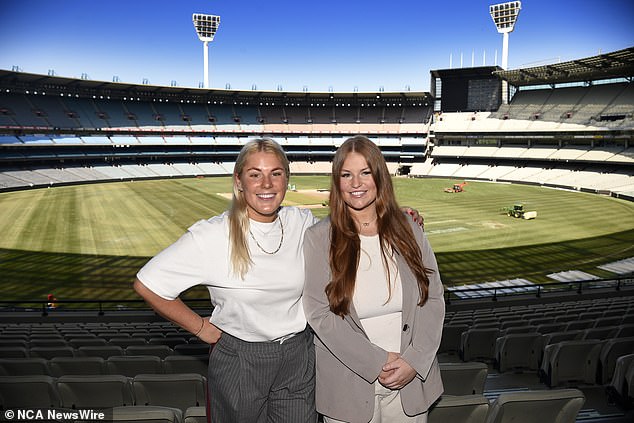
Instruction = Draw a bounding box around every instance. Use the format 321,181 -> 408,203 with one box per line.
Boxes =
134,138 -> 318,422
303,136 -> 444,423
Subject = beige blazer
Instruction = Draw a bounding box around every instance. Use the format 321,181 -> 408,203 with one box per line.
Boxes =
303,216 -> 445,423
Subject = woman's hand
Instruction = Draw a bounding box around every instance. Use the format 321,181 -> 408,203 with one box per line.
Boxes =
378,354 -> 417,390
197,317 -> 222,344
404,207 -> 425,230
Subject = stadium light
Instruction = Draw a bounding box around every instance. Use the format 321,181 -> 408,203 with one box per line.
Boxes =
489,1 -> 521,70
192,13 -> 221,89
490,1 -> 521,104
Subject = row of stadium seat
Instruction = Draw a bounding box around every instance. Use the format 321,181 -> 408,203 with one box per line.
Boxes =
0,355 -> 207,378
0,359 -> 593,423
0,373 -> 206,419
0,343 -> 209,360
0,92 -> 431,129
444,294 -> 634,322
428,388 -> 585,423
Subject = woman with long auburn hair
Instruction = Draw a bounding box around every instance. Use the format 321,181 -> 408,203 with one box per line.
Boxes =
303,135 -> 445,423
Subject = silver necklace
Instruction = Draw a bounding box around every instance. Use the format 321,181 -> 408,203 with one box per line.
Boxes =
249,218 -> 284,255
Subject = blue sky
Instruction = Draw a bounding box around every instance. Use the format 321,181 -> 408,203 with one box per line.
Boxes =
0,0 -> 632,92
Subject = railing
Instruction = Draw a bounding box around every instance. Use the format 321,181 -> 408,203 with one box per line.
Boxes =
444,276 -> 634,305
1,276 -> 632,317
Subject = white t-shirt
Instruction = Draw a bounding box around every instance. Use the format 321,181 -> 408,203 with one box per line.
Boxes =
137,206 -> 318,342
353,234 -> 403,353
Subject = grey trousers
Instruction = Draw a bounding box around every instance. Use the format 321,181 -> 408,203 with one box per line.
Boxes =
207,326 -> 317,423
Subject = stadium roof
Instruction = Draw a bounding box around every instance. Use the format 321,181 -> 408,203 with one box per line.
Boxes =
0,70 -> 433,106
495,46 -> 634,87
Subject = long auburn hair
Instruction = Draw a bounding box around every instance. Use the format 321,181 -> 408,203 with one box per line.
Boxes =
326,135 -> 431,317
228,138 -> 290,279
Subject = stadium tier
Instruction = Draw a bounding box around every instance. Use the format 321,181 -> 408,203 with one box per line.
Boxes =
0,48 -> 632,198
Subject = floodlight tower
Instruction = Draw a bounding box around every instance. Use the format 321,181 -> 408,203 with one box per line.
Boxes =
490,1 -> 521,103
192,13 -> 220,89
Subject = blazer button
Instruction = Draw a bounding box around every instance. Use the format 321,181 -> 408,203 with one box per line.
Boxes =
402,324 -> 409,331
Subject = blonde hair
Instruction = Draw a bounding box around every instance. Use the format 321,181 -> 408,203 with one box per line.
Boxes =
229,138 -> 290,278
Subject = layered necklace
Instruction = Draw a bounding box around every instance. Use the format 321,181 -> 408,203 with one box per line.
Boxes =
249,218 -> 284,255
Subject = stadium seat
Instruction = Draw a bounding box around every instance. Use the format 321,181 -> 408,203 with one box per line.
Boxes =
502,325 -> 536,335
540,340 -> 605,387
542,330 -> 583,346
579,311 -> 603,321
0,339 -> 28,348
108,405 -> 183,423
580,326 -> 618,341
29,338 -> 69,348
63,334 -> 98,341
68,337 -> 108,348
626,359 -> 634,405
439,324 -> 469,354
535,323 -> 566,334
529,317 -> 555,326
77,345 -> 124,359
484,389 -> 585,423
428,395 -> 489,423
106,355 -> 163,377
0,333 -> 29,341
605,353 -> 634,407
127,331 -> 151,341
94,331 -> 121,341
0,357 -> 48,375
565,319 -> 596,331
149,336 -> 189,349
494,333 -> 544,372
596,336 -> 634,384
163,355 -> 208,377
132,373 -> 207,414
0,346 -> 29,358
554,315 -> 577,324
30,346 -> 75,359
615,323 -> 634,338
0,375 -> 61,408
57,374 -> 134,409
109,337 -> 147,348
173,343 -> 210,357
48,356 -> 107,376
622,315 -> 634,325
500,319 -> 526,330
184,406 -> 207,423
460,328 -> 500,362
439,362 -> 488,395
594,316 -> 623,328
30,332 -> 64,339
126,345 -> 174,358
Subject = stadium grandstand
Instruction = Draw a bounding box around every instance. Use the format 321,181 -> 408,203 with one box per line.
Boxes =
1,47 -> 634,422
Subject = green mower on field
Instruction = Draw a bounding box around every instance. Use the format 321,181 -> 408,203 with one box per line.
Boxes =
503,203 -> 537,220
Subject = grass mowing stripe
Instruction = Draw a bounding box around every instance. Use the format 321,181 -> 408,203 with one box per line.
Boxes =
0,187 -> 45,248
